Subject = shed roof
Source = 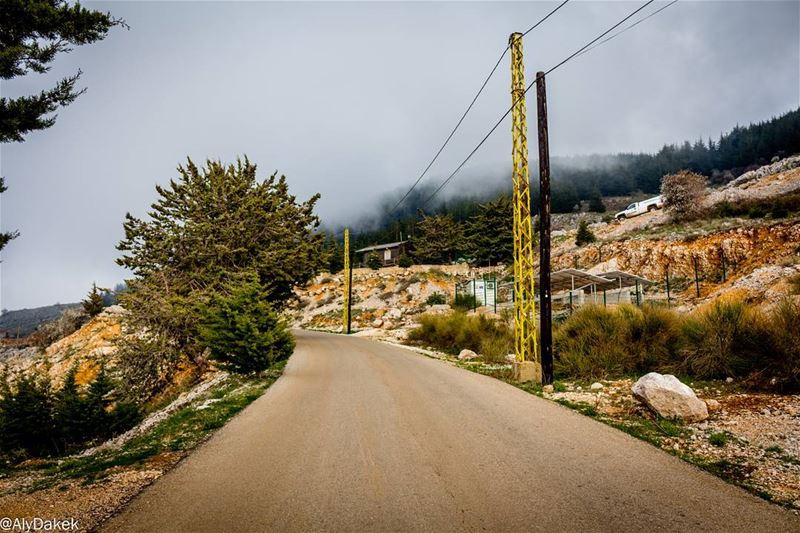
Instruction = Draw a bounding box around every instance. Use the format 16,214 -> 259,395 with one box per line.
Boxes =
548,269 -> 613,292
355,241 -> 407,253
594,270 -> 652,290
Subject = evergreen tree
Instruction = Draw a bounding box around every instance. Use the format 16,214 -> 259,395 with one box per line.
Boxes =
0,178 -> 18,254
587,188 -> 606,213
1,1 -> 124,143
82,283 -> 105,317
0,371 -> 57,457
412,213 -> 464,264
322,232 -> 344,273
53,365 -> 88,451
575,220 -> 596,247
464,195 -> 513,266
117,158 -> 323,397
198,272 -> 295,374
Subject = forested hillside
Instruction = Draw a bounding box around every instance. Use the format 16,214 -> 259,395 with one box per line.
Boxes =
338,108 -> 800,252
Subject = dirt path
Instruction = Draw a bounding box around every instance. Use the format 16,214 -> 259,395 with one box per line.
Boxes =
104,331 -> 799,532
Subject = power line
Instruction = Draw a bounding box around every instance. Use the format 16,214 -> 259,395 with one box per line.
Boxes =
389,0 -> 572,215
574,0 -> 679,59
421,0 -> 658,207
522,0 -> 571,37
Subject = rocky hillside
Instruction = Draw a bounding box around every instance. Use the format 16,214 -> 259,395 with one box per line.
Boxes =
288,265 -> 503,336
0,305 -> 126,386
293,156 -> 800,330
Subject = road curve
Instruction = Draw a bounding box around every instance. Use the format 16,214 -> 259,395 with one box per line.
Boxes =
105,330 -> 799,532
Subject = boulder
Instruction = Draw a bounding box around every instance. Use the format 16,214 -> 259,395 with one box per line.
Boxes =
705,399 -> 721,412
590,382 -> 604,391
543,384 -> 554,394
458,349 -> 479,361
386,308 -> 403,320
632,372 -> 708,422
371,318 -> 384,329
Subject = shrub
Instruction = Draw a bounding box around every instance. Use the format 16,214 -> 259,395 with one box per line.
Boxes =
554,305 -> 635,379
366,253 -> 382,270
661,170 -> 707,221
553,304 -> 684,380
407,312 -> 512,362
452,293 -> 478,311
398,255 -> 413,268
761,299 -> 800,390
198,273 -> 295,373
575,220 -> 596,246
29,307 -> 88,349
425,293 -> 446,305
789,273 -> 800,295
679,298 -> 768,379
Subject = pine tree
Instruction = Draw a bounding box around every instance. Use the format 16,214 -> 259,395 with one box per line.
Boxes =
412,213 -> 464,264
53,365 -> 88,450
575,220 -> 596,247
1,1 -> 124,143
322,232 -> 344,273
464,195 -> 513,266
82,283 -> 106,317
587,188 -> 606,213
198,272 -> 295,374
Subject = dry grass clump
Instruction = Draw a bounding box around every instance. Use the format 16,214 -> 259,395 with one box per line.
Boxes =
552,298 -> 800,390
407,312 -> 513,363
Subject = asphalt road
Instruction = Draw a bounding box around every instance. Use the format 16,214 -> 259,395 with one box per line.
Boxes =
105,330 -> 799,532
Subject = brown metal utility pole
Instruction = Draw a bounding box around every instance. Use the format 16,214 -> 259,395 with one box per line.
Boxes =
536,71 -> 553,385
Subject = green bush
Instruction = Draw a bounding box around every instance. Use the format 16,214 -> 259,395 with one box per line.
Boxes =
452,293 -> 478,311
425,293 -> 447,305
761,299 -> 800,389
554,305 -> 635,379
398,255 -> 413,268
198,273 -> 295,373
407,312 -> 512,362
553,304 -> 684,380
679,298 -> 768,379
0,366 -> 140,460
366,253 -> 382,270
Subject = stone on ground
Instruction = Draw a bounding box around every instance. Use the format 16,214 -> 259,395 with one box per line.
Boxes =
590,382 -> 604,391
632,372 -> 709,422
458,349 -> 479,361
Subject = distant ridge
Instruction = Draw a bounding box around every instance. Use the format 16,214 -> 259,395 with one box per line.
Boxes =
0,303 -> 80,338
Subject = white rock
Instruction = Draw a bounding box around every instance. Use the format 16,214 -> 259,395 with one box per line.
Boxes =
458,349 -> 479,361
386,308 -> 403,320
632,373 -> 709,422
505,353 -> 517,364
590,382 -> 604,391
725,377 -> 734,383
543,384 -> 554,394
372,318 -> 384,328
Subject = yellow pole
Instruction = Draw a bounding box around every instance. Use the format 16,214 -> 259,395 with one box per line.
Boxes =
342,228 -> 350,333
509,33 -> 539,370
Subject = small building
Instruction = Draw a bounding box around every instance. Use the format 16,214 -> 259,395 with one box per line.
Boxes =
355,241 -> 409,267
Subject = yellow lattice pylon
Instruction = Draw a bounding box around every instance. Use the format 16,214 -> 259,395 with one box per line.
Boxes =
342,228 -> 351,333
509,32 -> 539,366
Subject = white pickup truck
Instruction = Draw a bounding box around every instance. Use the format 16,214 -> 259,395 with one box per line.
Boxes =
614,195 -> 665,221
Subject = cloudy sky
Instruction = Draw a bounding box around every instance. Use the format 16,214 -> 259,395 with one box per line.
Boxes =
1,0 -> 798,310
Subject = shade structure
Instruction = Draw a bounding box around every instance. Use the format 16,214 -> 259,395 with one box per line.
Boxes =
547,269 -> 613,292
594,270 -> 652,291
